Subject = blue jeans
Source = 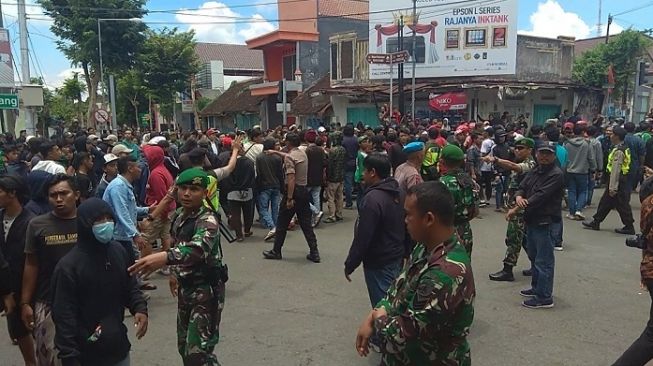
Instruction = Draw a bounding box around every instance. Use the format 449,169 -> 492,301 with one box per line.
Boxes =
308,186 -> 321,215
587,173 -> 596,206
526,223 -> 555,301
257,188 -> 281,230
495,176 -> 507,209
363,260 -> 403,307
567,173 -> 589,215
551,219 -> 563,247
344,171 -> 355,207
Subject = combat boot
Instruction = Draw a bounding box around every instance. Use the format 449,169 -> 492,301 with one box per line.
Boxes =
262,249 -> 282,260
306,247 -> 321,263
615,226 -> 636,235
582,220 -> 600,231
489,264 -> 515,282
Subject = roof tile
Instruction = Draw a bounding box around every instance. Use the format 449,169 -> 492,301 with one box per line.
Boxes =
318,0 -> 369,21
195,43 -> 264,71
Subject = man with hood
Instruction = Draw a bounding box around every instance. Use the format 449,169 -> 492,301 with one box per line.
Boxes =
51,198 -> 148,366
563,125 -> 596,220
344,153 -> 405,307
141,145 -> 175,261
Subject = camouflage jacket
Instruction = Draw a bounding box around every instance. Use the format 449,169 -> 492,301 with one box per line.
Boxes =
167,206 -> 223,282
439,169 -> 478,225
641,194 -> 653,280
507,157 -> 536,207
374,237 -> 475,366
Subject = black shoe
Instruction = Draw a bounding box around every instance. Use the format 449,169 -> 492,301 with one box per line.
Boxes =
582,220 -> 600,231
262,250 -> 282,260
615,226 -> 636,235
522,268 -> 532,276
489,269 -> 515,282
306,251 -> 321,263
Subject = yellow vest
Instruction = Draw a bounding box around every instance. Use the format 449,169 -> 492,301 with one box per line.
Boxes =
203,175 -> 220,210
606,145 -> 631,176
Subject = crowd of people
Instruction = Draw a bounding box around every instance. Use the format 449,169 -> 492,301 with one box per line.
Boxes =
0,107 -> 653,365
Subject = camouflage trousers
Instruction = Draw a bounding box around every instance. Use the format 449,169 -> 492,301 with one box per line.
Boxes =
456,221 -> 474,255
177,281 -> 225,366
503,214 -> 526,267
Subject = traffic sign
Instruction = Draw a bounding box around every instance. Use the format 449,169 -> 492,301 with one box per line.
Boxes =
0,93 -> 18,110
94,109 -> 109,123
366,50 -> 410,65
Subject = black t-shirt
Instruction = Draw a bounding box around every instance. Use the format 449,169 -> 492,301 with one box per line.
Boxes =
75,172 -> 95,199
305,145 -> 326,187
25,213 -> 77,303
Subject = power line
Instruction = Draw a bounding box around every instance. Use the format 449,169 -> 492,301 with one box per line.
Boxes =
25,0 -> 505,25
613,1 -> 653,16
27,27 -> 48,88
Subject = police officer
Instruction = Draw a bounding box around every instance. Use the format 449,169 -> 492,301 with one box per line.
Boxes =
487,137 -> 536,281
129,168 -> 227,366
583,127 -> 636,234
438,144 -> 479,255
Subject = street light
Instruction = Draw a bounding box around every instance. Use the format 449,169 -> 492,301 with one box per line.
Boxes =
97,17 -> 141,131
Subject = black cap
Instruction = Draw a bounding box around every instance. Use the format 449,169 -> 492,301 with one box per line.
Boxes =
536,141 -> 557,153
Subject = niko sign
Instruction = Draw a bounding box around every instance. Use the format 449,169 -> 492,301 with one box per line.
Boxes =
0,93 -> 18,109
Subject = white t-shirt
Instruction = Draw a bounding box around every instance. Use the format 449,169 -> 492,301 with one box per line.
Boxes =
480,138 -> 495,172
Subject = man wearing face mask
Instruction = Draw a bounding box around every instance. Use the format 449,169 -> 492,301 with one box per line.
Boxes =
51,198 -> 148,366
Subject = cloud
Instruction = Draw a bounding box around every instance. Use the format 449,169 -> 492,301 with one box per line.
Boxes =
176,2 -> 275,44
519,0 -> 591,39
238,14 -> 275,40
48,67 -> 85,89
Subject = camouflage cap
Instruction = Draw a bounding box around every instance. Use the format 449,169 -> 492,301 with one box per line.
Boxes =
176,167 -> 209,188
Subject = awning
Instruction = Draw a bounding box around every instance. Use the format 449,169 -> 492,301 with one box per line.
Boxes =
429,92 -> 467,111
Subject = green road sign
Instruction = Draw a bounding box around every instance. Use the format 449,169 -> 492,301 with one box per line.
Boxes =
0,94 -> 18,110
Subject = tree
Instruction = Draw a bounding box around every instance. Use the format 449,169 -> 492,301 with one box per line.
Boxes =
117,69 -> 147,125
59,73 -> 86,124
573,30 -> 652,101
138,28 -> 200,109
38,0 -> 147,126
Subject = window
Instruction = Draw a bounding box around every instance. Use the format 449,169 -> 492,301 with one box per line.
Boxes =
330,36 -> 356,81
340,41 -> 353,79
330,43 -> 338,80
283,55 -> 296,80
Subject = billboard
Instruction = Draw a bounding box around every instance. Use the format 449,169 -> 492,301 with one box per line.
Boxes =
369,0 -> 518,79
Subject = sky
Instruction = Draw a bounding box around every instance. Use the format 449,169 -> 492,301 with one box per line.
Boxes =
0,0 -> 649,88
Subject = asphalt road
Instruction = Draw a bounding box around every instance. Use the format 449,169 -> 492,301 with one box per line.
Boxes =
1,190 -> 651,366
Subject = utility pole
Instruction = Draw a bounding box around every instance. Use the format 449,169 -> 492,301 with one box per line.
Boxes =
398,15 -> 405,117
410,0 -> 417,121
605,14 -> 612,44
282,78 -> 287,127
18,0 -> 35,135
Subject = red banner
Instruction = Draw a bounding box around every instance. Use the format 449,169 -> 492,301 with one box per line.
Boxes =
428,92 -> 467,111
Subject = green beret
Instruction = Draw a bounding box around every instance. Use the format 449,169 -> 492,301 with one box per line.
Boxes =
176,168 -> 209,188
514,137 -> 534,148
441,144 -> 465,161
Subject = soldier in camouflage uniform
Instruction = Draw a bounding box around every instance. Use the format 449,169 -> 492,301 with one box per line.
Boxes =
438,144 -> 479,255
487,137 -> 536,282
129,168 -> 227,366
355,181 -> 475,365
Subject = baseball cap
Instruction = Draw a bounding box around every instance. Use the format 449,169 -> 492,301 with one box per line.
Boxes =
317,126 -> 326,133
148,136 -> 166,145
514,137 -> 534,148
87,134 -> 99,141
104,134 -> 118,143
103,153 -> 119,165
563,122 -> 574,130
537,141 -> 557,153
111,144 -> 134,155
